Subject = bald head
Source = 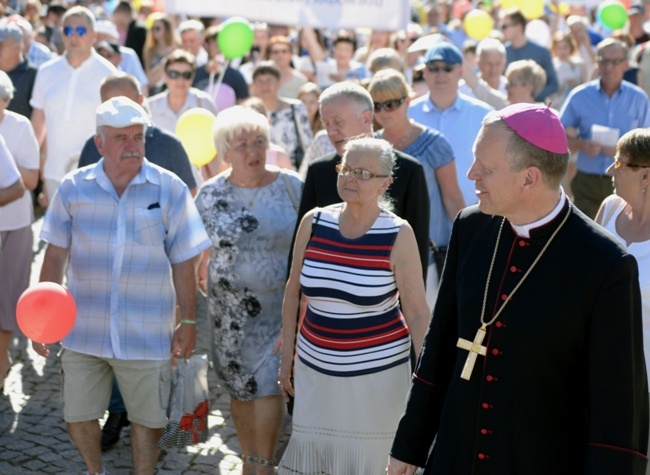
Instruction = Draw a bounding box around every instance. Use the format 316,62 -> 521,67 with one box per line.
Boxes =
100,73 -> 142,104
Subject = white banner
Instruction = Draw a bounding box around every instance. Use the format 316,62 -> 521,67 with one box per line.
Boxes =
165,0 -> 411,31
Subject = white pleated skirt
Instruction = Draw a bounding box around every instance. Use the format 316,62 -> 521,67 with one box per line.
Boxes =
278,358 -> 411,475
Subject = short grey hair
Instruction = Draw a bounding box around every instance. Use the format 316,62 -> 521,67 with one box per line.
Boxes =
212,105 -> 270,158
480,112 -> 569,188
319,81 -> 374,117
477,38 -> 506,58
342,137 -> 396,211
62,6 -> 97,32
597,38 -> 628,59
0,70 -> 15,101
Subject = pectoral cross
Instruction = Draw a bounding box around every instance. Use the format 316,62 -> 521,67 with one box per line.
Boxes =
457,325 -> 487,381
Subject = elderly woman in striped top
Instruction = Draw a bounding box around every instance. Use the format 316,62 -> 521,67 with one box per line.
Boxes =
277,137 -> 430,473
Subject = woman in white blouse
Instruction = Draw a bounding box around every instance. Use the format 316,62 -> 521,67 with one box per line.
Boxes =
0,71 -> 39,389
596,129 -> 650,456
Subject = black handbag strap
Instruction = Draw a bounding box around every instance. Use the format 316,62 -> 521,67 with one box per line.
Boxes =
290,104 -> 305,151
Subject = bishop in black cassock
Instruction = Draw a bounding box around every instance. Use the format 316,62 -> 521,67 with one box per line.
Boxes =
388,104 -> 649,475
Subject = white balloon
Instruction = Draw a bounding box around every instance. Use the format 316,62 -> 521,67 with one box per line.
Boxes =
525,19 -> 551,48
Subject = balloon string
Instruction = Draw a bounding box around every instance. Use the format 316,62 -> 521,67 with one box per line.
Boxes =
208,59 -> 229,112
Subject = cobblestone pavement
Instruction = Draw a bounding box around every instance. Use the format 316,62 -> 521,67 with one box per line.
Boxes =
0,216 -> 291,474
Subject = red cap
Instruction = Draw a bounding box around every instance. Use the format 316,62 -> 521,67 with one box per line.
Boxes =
499,103 -> 568,154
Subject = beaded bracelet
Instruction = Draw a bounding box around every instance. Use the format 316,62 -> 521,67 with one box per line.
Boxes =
180,319 -> 196,325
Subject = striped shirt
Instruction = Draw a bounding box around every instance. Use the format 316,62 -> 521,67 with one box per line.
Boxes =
298,204 -> 411,377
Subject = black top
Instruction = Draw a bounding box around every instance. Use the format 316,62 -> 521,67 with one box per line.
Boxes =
296,150 -> 430,279
7,59 -> 37,118
193,65 -> 250,101
391,202 -> 648,474
125,19 -> 147,67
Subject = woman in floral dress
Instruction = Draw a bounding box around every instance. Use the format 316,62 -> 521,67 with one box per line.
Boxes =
195,106 -> 302,474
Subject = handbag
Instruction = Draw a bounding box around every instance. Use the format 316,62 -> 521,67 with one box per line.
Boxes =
157,354 -> 210,449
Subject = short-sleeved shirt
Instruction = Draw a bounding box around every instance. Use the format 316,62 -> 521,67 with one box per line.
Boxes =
0,135 -> 19,187
30,51 -> 117,182
146,88 -> 219,134
402,128 -> 455,247
27,41 -> 54,68
118,46 -> 148,88
408,93 -> 493,207
0,111 -> 39,231
78,125 -> 197,190
560,79 -> 650,175
40,159 -> 211,360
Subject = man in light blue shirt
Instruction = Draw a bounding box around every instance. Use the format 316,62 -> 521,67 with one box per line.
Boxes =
34,97 -> 211,475
560,38 -> 650,218
409,42 -> 493,206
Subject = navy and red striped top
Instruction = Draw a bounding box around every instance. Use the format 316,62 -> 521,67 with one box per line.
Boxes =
298,204 -> 411,377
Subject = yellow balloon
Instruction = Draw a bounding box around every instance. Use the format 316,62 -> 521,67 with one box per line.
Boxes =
520,0 -> 544,19
145,12 -> 164,31
500,0 -> 519,9
464,10 -> 494,40
133,0 -> 141,12
176,108 -> 217,168
549,2 -> 570,16
559,2 -> 570,16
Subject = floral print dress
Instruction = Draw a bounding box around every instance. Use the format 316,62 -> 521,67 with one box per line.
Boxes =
195,169 -> 302,401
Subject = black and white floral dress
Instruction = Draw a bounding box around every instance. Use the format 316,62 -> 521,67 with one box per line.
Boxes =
195,169 -> 302,401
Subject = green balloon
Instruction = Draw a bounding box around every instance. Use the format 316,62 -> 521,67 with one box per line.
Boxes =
217,17 -> 254,60
598,1 -> 628,31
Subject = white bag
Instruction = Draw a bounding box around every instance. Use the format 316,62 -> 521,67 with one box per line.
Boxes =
157,354 -> 209,448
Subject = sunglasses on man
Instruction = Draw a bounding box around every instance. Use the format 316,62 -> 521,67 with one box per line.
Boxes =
63,26 -> 88,37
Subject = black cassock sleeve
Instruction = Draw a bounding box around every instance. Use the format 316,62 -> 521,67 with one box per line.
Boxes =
389,210 -> 460,467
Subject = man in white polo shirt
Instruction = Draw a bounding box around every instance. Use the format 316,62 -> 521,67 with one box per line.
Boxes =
30,5 -> 117,206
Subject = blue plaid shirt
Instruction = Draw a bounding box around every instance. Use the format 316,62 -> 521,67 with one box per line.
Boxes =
41,159 -> 211,360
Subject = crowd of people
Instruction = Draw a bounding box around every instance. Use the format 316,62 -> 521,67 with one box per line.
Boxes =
0,0 -> 649,474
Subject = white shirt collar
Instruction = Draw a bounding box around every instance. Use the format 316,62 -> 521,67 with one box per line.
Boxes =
510,189 -> 567,238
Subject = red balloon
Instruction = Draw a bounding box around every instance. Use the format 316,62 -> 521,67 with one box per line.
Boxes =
16,282 -> 77,344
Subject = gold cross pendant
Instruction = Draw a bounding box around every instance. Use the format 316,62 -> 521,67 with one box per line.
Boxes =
456,325 -> 488,381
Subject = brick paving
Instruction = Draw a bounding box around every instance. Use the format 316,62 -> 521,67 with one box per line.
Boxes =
0,216 -> 291,474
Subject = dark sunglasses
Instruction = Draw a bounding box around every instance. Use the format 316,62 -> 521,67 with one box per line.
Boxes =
166,70 -> 194,80
426,63 -> 455,74
63,26 -> 88,37
374,96 -> 406,112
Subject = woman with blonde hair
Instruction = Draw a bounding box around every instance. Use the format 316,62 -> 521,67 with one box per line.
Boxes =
143,13 -> 179,95
504,59 -> 547,105
368,68 -> 465,306
196,106 -> 303,474
596,129 -> 650,456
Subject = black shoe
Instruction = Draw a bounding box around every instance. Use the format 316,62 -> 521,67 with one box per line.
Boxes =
101,412 -> 129,449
